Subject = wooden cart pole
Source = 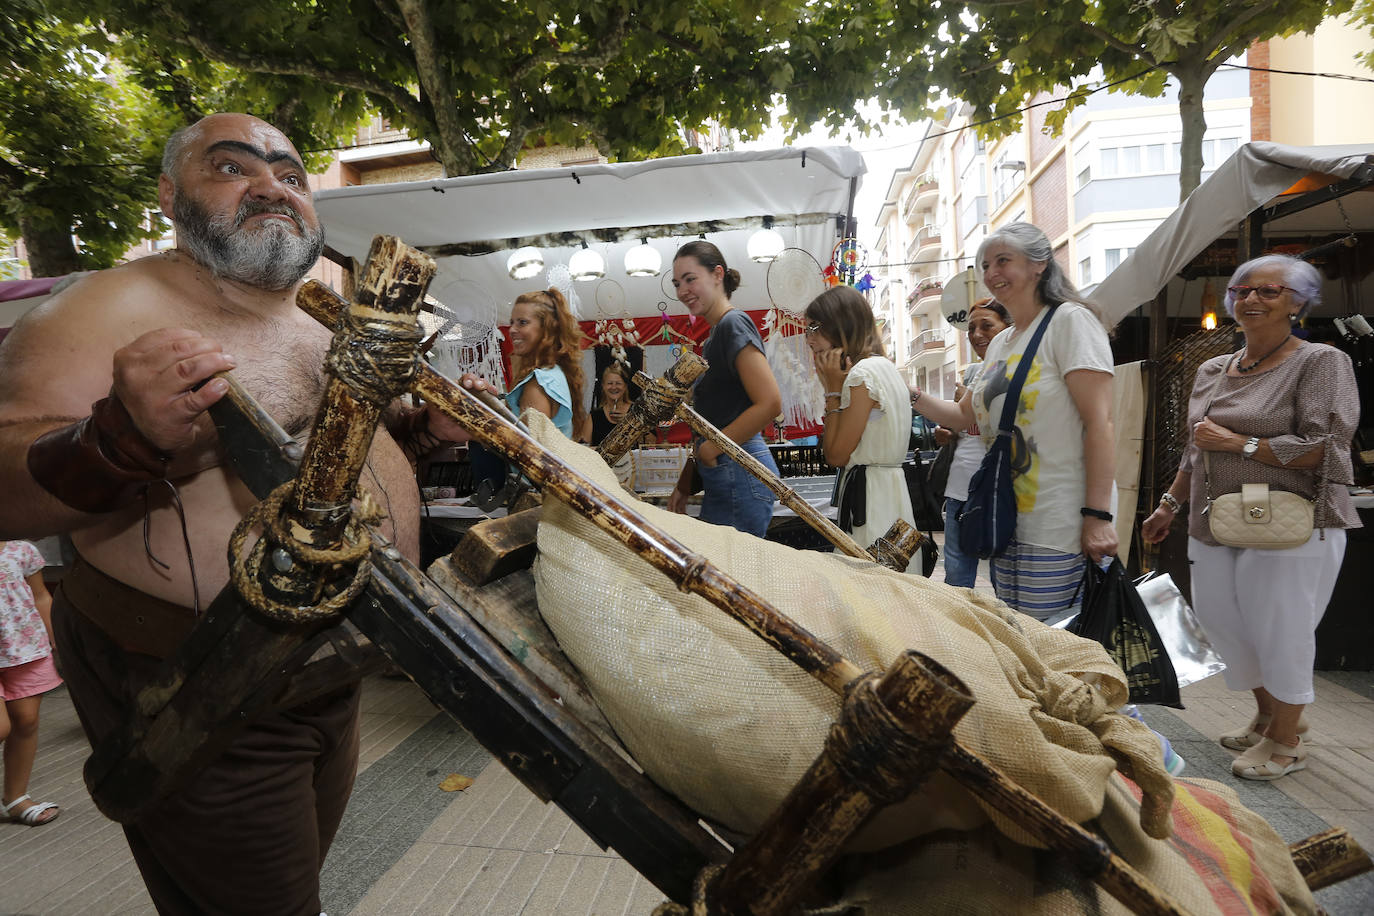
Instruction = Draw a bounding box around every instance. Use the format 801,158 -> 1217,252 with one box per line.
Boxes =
596,352 -> 708,464
295,280 -> 1189,915
297,281 -> 865,696
698,652 -> 975,916
663,384 -> 922,573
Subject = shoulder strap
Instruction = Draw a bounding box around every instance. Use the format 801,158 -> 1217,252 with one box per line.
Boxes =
994,305 -> 1057,435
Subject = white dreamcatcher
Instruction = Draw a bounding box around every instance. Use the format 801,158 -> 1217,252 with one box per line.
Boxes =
547,263 -> 583,319
766,247 -> 826,316
765,322 -> 824,430
423,275 -> 506,392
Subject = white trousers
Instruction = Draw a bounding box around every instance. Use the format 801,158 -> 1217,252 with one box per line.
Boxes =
1187,529 -> 1346,705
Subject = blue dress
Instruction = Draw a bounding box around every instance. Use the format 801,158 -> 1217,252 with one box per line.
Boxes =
506,366 -> 574,437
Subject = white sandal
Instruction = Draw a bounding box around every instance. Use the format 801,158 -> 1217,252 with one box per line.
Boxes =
2,794 -> 61,826
1232,737 -> 1308,781
1218,714 -> 1309,751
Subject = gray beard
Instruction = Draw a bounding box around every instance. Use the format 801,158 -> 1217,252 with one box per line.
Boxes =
172,193 -> 325,291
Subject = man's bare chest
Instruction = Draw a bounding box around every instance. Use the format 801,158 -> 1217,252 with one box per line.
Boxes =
199,313 -> 331,438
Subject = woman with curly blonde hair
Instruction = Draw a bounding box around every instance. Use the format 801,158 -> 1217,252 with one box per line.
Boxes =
505,288 -> 587,438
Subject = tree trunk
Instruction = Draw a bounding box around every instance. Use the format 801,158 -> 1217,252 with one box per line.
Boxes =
18,211 -> 81,277
1174,62 -> 1209,202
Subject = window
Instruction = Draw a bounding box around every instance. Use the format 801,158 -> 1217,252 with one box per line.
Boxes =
1079,256 -> 1092,286
1202,137 -> 1241,170
1145,144 -> 1166,171
147,210 -> 175,251
1105,247 -> 1135,273
1076,164 -> 1091,190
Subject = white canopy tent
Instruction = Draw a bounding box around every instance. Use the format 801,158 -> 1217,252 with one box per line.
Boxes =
312,146 -> 865,327
1094,142 -> 1374,328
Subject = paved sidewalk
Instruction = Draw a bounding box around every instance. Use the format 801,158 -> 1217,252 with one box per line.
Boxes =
3,536 -> 1371,914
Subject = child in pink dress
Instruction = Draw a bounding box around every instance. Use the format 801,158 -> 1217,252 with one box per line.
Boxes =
1,540 -> 62,826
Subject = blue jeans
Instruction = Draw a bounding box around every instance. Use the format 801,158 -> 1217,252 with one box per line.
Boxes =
698,435 -> 778,537
942,498 -> 978,587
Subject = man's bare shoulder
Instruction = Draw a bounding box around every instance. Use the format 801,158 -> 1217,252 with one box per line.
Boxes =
0,254 -> 200,413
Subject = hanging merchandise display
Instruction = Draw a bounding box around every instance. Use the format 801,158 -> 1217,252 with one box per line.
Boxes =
830,238 -> 869,287
766,248 -> 826,315
595,279 -> 628,318
763,309 -> 824,430
423,276 -> 506,391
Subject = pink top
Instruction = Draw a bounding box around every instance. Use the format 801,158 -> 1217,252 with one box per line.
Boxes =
0,541 -> 50,667
1180,340 -> 1361,546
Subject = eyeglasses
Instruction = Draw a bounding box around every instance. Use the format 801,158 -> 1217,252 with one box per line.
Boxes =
804,322 -> 822,335
1227,284 -> 1293,302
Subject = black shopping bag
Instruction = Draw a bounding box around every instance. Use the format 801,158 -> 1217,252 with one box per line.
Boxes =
1070,558 -> 1183,708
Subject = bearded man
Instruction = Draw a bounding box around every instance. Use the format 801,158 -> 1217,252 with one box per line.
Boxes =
0,114 -> 428,915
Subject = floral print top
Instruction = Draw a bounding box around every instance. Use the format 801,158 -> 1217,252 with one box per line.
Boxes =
0,541 -> 50,666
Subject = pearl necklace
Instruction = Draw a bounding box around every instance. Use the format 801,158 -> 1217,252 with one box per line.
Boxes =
1236,337 -> 1290,373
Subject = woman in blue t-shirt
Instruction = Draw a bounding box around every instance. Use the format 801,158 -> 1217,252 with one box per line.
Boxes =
666,241 -> 782,536
504,288 -> 587,438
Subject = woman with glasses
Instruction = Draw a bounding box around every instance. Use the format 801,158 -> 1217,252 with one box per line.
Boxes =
910,222 -> 1117,619
1141,254 -> 1358,782
803,286 -> 916,554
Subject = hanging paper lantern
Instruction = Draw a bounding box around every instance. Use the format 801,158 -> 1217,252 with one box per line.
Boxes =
856,272 -> 876,292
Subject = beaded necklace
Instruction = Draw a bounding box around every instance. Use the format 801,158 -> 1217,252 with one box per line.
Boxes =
1236,336 -> 1291,373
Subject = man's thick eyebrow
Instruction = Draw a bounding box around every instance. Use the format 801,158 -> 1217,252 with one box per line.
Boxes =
205,139 -> 306,174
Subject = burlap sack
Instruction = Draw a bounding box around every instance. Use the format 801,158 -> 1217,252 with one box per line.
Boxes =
827,774 -> 1316,915
524,412 -> 1173,849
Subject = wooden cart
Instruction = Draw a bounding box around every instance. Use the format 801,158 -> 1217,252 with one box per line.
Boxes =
82,238 -> 1371,915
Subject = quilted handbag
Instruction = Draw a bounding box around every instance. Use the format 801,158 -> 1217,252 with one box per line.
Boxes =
1197,358 -> 1315,551
1206,481 -> 1314,550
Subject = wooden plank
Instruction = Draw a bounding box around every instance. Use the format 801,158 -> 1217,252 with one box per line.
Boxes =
451,508 -> 543,584
426,558 -> 620,748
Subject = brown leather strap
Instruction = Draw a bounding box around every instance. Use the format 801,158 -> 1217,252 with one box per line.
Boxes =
56,555 -> 194,659
27,395 -> 172,513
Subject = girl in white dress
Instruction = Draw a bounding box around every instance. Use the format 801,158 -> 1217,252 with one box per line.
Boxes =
804,287 -> 916,553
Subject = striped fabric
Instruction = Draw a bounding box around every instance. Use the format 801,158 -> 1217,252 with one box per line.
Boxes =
990,540 -> 1087,621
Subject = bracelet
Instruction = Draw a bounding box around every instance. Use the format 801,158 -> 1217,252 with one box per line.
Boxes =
824,391 -> 842,399
1080,506 -> 1113,522
1159,492 -> 1183,514
910,388 -> 922,405
825,408 -> 842,416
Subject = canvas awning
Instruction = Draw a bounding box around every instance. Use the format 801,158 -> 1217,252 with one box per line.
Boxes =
312,146 -> 865,328
1093,142 -> 1374,328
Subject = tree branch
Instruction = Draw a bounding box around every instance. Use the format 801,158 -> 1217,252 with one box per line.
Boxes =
1199,0 -> 1284,61
146,0 -> 427,126
1078,21 -> 1154,64
394,0 -> 470,174
510,8 -> 634,83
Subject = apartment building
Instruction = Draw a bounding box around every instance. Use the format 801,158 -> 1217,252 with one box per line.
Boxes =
871,16 -> 1374,389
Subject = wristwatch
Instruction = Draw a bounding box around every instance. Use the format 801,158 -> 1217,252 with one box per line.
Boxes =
1241,436 -> 1260,459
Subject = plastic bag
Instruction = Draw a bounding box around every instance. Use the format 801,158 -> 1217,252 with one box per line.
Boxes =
1070,559 -> 1183,708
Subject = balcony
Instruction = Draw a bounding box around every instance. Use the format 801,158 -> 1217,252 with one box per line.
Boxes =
901,173 -> 938,222
904,328 -> 948,364
906,224 -> 942,264
906,279 -> 944,313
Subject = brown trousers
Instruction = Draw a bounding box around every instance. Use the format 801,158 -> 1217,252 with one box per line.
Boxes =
52,558 -> 361,916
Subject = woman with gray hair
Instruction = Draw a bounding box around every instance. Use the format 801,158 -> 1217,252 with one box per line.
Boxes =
912,222 -> 1117,619
1142,253 -> 1359,782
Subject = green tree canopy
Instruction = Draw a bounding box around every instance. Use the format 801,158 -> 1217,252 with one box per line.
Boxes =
872,0 -> 1356,200
73,0 -> 881,177
1,2 -> 176,275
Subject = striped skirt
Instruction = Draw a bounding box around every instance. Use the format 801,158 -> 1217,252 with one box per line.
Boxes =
990,540 -> 1087,622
